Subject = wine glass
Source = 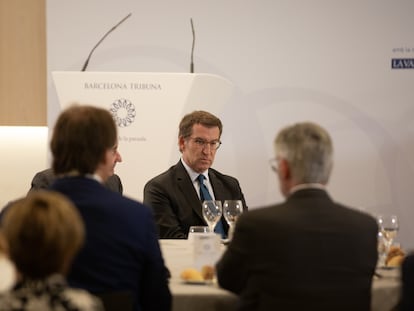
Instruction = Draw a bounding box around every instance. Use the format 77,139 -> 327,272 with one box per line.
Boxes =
202,200 -> 222,233
377,214 -> 399,266
223,200 -> 243,240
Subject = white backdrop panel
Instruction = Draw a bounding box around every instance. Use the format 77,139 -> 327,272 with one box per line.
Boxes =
46,0 -> 414,249
52,72 -> 233,200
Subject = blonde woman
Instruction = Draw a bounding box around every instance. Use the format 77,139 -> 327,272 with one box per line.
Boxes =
0,191 -> 103,311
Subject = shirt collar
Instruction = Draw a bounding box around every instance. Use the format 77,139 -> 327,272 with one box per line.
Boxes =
289,183 -> 326,195
180,158 -> 209,182
57,171 -> 102,184
86,173 -> 103,184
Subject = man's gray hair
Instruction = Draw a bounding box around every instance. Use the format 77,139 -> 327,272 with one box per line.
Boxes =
274,122 -> 333,184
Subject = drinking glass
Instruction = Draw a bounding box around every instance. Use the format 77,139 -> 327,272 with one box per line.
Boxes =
202,200 -> 222,233
377,214 -> 399,266
223,200 -> 243,240
187,226 -> 210,242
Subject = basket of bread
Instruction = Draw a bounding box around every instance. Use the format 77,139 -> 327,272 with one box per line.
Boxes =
180,265 -> 215,284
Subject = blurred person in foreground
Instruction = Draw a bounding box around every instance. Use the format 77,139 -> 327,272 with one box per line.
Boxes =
399,253 -> 414,311
216,121 -> 378,311
0,191 -> 103,311
48,104 -> 171,311
143,110 -> 247,239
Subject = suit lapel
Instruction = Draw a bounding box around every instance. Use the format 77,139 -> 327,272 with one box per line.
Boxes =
209,170 -> 225,200
175,161 -> 205,222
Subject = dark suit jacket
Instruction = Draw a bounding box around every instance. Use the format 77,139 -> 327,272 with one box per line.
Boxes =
216,188 -> 378,311
50,176 -> 171,311
400,253 -> 414,311
143,160 -> 247,239
29,168 -> 123,194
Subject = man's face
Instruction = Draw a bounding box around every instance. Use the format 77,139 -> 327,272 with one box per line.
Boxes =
180,123 -> 220,173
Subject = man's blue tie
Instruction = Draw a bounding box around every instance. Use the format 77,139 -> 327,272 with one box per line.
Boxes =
197,174 -> 226,238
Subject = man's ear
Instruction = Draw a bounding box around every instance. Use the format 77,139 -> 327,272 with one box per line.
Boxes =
279,158 -> 291,180
178,136 -> 185,153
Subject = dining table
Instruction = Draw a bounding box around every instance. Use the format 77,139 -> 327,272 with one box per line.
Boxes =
160,239 -> 401,311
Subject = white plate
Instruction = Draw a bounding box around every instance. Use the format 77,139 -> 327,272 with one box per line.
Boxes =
182,279 -> 213,285
377,265 -> 399,270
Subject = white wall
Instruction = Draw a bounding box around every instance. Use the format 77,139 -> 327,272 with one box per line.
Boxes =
0,127 -> 48,209
44,1 -> 414,249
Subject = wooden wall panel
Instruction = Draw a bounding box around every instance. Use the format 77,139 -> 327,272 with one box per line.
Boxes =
0,0 -> 46,125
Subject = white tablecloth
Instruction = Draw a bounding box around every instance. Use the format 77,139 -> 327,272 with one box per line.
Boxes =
160,240 -> 401,311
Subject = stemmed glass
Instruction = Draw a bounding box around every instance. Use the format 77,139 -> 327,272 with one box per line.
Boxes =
377,214 -> 399,267
223,200 -> 243,240
202,200 -> 222,234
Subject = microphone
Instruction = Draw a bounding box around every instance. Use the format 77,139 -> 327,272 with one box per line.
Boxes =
190,18 -> 195,73
81,13 -> 132,71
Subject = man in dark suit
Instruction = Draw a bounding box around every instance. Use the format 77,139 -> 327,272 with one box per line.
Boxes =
48,104 -> 171,311
144,110 -> 247,239
29,168 -> 123,194
216,122 -> 378,311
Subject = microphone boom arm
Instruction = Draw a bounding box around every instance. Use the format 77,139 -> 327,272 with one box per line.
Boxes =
81,13 -> 132,71
190,18 -> 195,73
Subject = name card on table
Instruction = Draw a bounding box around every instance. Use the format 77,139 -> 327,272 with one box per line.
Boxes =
192,233 -> 221,270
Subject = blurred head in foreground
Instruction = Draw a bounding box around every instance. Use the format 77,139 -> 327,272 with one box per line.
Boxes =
1,191 -> 85,279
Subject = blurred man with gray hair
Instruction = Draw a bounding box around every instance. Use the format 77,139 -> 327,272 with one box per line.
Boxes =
216,121 -> 378,311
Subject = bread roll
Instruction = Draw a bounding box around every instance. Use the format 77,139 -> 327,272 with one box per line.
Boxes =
180,268 -> 204,281
201,265 -> 215,280
387,255 -> 405,267
386,246 -> 405,267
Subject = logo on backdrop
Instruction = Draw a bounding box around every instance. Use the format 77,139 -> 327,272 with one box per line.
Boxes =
109,99 -> 136,127
391,58 -> 414,69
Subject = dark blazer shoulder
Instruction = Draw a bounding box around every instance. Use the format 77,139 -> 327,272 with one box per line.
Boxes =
145,161 -> 188,185
208,167 -> 238,182
104,174 -> 123,194
29,168 -> 55,192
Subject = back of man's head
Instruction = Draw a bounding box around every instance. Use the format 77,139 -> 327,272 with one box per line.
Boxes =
274,122 -> 333,184
51,104 -> 117,176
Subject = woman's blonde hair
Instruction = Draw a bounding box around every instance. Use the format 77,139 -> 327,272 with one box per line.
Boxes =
1,191 -> 85,279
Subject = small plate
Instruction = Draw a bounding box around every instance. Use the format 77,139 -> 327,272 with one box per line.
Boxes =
182,279 -> 213,285
377,265 -> 399,270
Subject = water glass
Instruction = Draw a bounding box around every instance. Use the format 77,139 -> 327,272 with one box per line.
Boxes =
188,226 -> 210,242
